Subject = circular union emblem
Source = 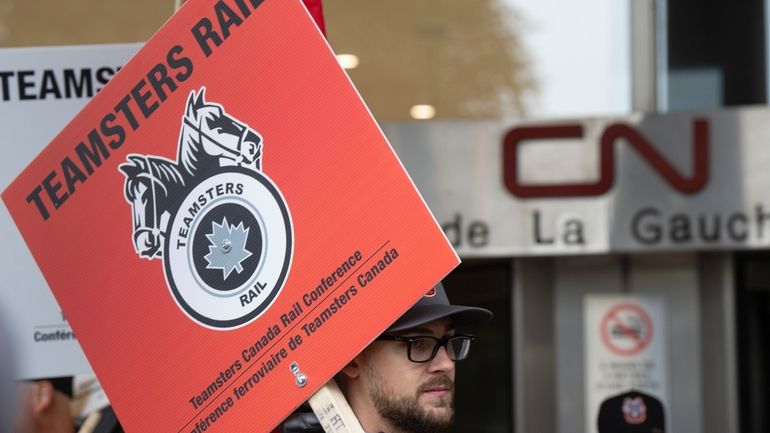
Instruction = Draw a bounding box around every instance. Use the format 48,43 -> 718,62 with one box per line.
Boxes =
165,168 -> 292,329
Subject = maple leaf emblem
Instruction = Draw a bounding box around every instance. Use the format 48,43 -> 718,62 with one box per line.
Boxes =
204,217 -> 253,279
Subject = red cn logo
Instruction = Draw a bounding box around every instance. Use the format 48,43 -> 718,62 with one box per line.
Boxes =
502,119 -> 710,198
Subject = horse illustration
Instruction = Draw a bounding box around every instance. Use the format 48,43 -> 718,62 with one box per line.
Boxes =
119,155 -> 186,258
119,88 -> 263,259
177,88 -> 263,177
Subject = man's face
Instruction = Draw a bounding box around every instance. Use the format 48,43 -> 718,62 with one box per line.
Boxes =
361,317 -> 456,433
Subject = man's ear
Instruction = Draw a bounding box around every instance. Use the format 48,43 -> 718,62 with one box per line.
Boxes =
31,381 -> 55,414
339,356 -> 362,380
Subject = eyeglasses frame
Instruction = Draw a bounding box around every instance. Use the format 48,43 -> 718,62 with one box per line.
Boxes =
375,333 -> 475,363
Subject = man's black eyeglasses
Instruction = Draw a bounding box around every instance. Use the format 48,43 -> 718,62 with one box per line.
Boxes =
375,334 -> 474,363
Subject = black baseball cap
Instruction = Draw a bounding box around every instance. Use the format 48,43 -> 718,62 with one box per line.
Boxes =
597,389 -> 665,433
386,282 -> 493,333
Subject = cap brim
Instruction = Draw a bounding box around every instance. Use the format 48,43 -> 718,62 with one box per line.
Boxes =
386,304 -> 493,333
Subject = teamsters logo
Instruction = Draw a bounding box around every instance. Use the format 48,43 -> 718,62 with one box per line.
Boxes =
118,88 -> 293,329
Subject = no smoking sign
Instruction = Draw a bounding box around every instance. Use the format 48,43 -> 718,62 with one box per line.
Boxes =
585,296 -> 667,433
599,303 -> 653,356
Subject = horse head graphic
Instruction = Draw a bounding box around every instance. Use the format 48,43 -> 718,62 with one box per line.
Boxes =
119,88 -> 262,259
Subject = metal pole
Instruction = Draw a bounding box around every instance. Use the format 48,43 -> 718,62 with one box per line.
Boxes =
626,0 -> 669,297
630,0 -> 667,112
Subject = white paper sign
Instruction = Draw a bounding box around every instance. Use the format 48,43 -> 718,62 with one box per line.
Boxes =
584,295 -> 668,433
0,43 -> 139,379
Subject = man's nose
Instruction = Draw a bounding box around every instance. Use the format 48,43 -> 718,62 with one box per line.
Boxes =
427,345 -> 455,372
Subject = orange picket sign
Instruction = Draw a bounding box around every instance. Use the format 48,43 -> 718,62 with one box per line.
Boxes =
2,1 -> 458,432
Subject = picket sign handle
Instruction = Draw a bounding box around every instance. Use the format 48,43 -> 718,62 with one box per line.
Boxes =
76,411 -> 102,433
308,380 -> 366,433
169,1 -> 360,432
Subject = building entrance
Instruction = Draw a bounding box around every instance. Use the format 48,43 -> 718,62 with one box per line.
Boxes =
444,259 -> 512,433
735,252 -> 770,433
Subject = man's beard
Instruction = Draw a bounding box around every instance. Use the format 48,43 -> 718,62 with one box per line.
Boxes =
366,369 -> 455,433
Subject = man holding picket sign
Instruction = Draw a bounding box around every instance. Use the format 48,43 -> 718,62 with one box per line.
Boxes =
163,3 -> 494,432
282,282 -> 492,433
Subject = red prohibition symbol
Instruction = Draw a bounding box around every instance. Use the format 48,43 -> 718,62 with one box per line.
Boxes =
600,303 -> 654,356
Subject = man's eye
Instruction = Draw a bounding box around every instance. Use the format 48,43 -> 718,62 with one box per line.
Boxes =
411,339 -> 431,350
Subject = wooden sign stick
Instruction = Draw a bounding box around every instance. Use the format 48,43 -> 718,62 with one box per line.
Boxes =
308,380 -> 366,433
